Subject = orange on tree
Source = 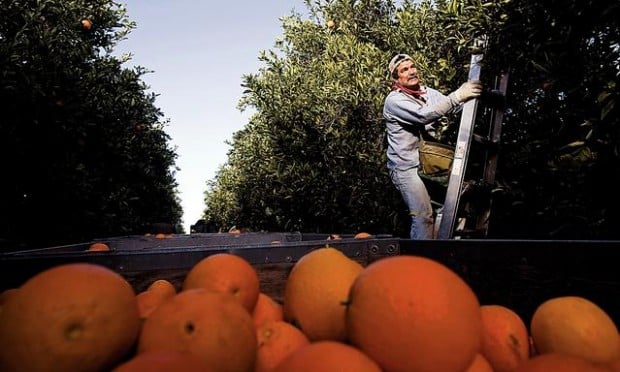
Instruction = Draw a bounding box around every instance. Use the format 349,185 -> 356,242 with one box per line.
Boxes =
112,350 -> 210,372
254,320 -> 310,372
530,295 -> 619,364
480,304 -> 530,372
346,255 -> 482,372
137,289 -> 256,372
283,246 -> 363,341
272,341 -> 381,372
81,19 -> 92,30
0,263 -> 140,372
183,253 -> 260,313
252,292 -> 283,328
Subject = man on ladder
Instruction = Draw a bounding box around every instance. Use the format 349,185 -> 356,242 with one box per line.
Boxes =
435,38 -> 509,239
384,53 -> 483,240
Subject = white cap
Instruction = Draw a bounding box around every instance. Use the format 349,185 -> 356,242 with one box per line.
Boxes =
388,54 -> 413,75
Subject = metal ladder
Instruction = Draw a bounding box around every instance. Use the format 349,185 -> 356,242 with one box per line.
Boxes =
434,39 -> 509,239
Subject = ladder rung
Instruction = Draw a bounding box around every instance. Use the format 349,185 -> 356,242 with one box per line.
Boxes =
481,89 -> 506,108
472,134 -> 500,150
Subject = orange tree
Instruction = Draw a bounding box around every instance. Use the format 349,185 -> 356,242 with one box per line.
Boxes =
204,0 -> 495,234
205,0 -> 618,238
0,0 -> 182,249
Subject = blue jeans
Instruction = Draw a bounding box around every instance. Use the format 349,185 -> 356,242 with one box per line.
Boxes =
389,167 -> 434,239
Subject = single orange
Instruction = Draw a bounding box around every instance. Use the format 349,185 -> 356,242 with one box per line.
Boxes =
610,356 -> 620,372
136,290 -> 170,321
272,341 -> 381,372
283,247 -> 363,341
252,292 -> 284,328
87,242 -> 110,251
465,353 -> 494,372
183,253 -> 260,313
515,353 -> 611,372
480,304 -> 530,372
353,232 -> 372,239
0,288 -> 18,316
0,288 -> 18,306
530,296 -> 619,364
138,289 -> 256,372
81,19 -> 92,30
255,320 -> 310,372
154,233 -> 166,239
346,255 -> 482,372
146,279 -> 177,298
137,279 -> 177,320
609,339 -> 620,372
0,263 -> 140,372
112,350 -> 210,372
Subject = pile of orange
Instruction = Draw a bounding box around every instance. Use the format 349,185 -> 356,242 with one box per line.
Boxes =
1,244 -> 618,371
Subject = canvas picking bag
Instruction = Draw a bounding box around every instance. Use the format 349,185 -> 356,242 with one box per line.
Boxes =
417,130 -> 455,188
418,137 -> 454,176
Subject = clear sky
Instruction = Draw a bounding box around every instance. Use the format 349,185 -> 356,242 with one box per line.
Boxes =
115,1 -> 309,232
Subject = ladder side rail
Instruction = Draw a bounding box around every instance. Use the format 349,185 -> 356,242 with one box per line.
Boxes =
435,49 -> 484,239
481,71 -> 510,184
475,72 -> 510,234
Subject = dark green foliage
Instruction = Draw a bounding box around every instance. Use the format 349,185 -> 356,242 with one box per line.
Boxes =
1,0 -> 182,249
486,0 -> 619,238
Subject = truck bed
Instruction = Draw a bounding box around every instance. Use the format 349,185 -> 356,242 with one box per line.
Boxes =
1,234 -> 617,326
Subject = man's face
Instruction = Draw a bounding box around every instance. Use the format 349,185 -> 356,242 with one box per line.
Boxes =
396,60 -> 419,89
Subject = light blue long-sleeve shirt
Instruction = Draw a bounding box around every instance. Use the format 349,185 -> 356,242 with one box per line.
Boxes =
383,86 -> 460,171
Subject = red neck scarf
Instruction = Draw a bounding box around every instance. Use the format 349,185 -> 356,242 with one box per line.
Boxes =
392,82 -> 426,102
